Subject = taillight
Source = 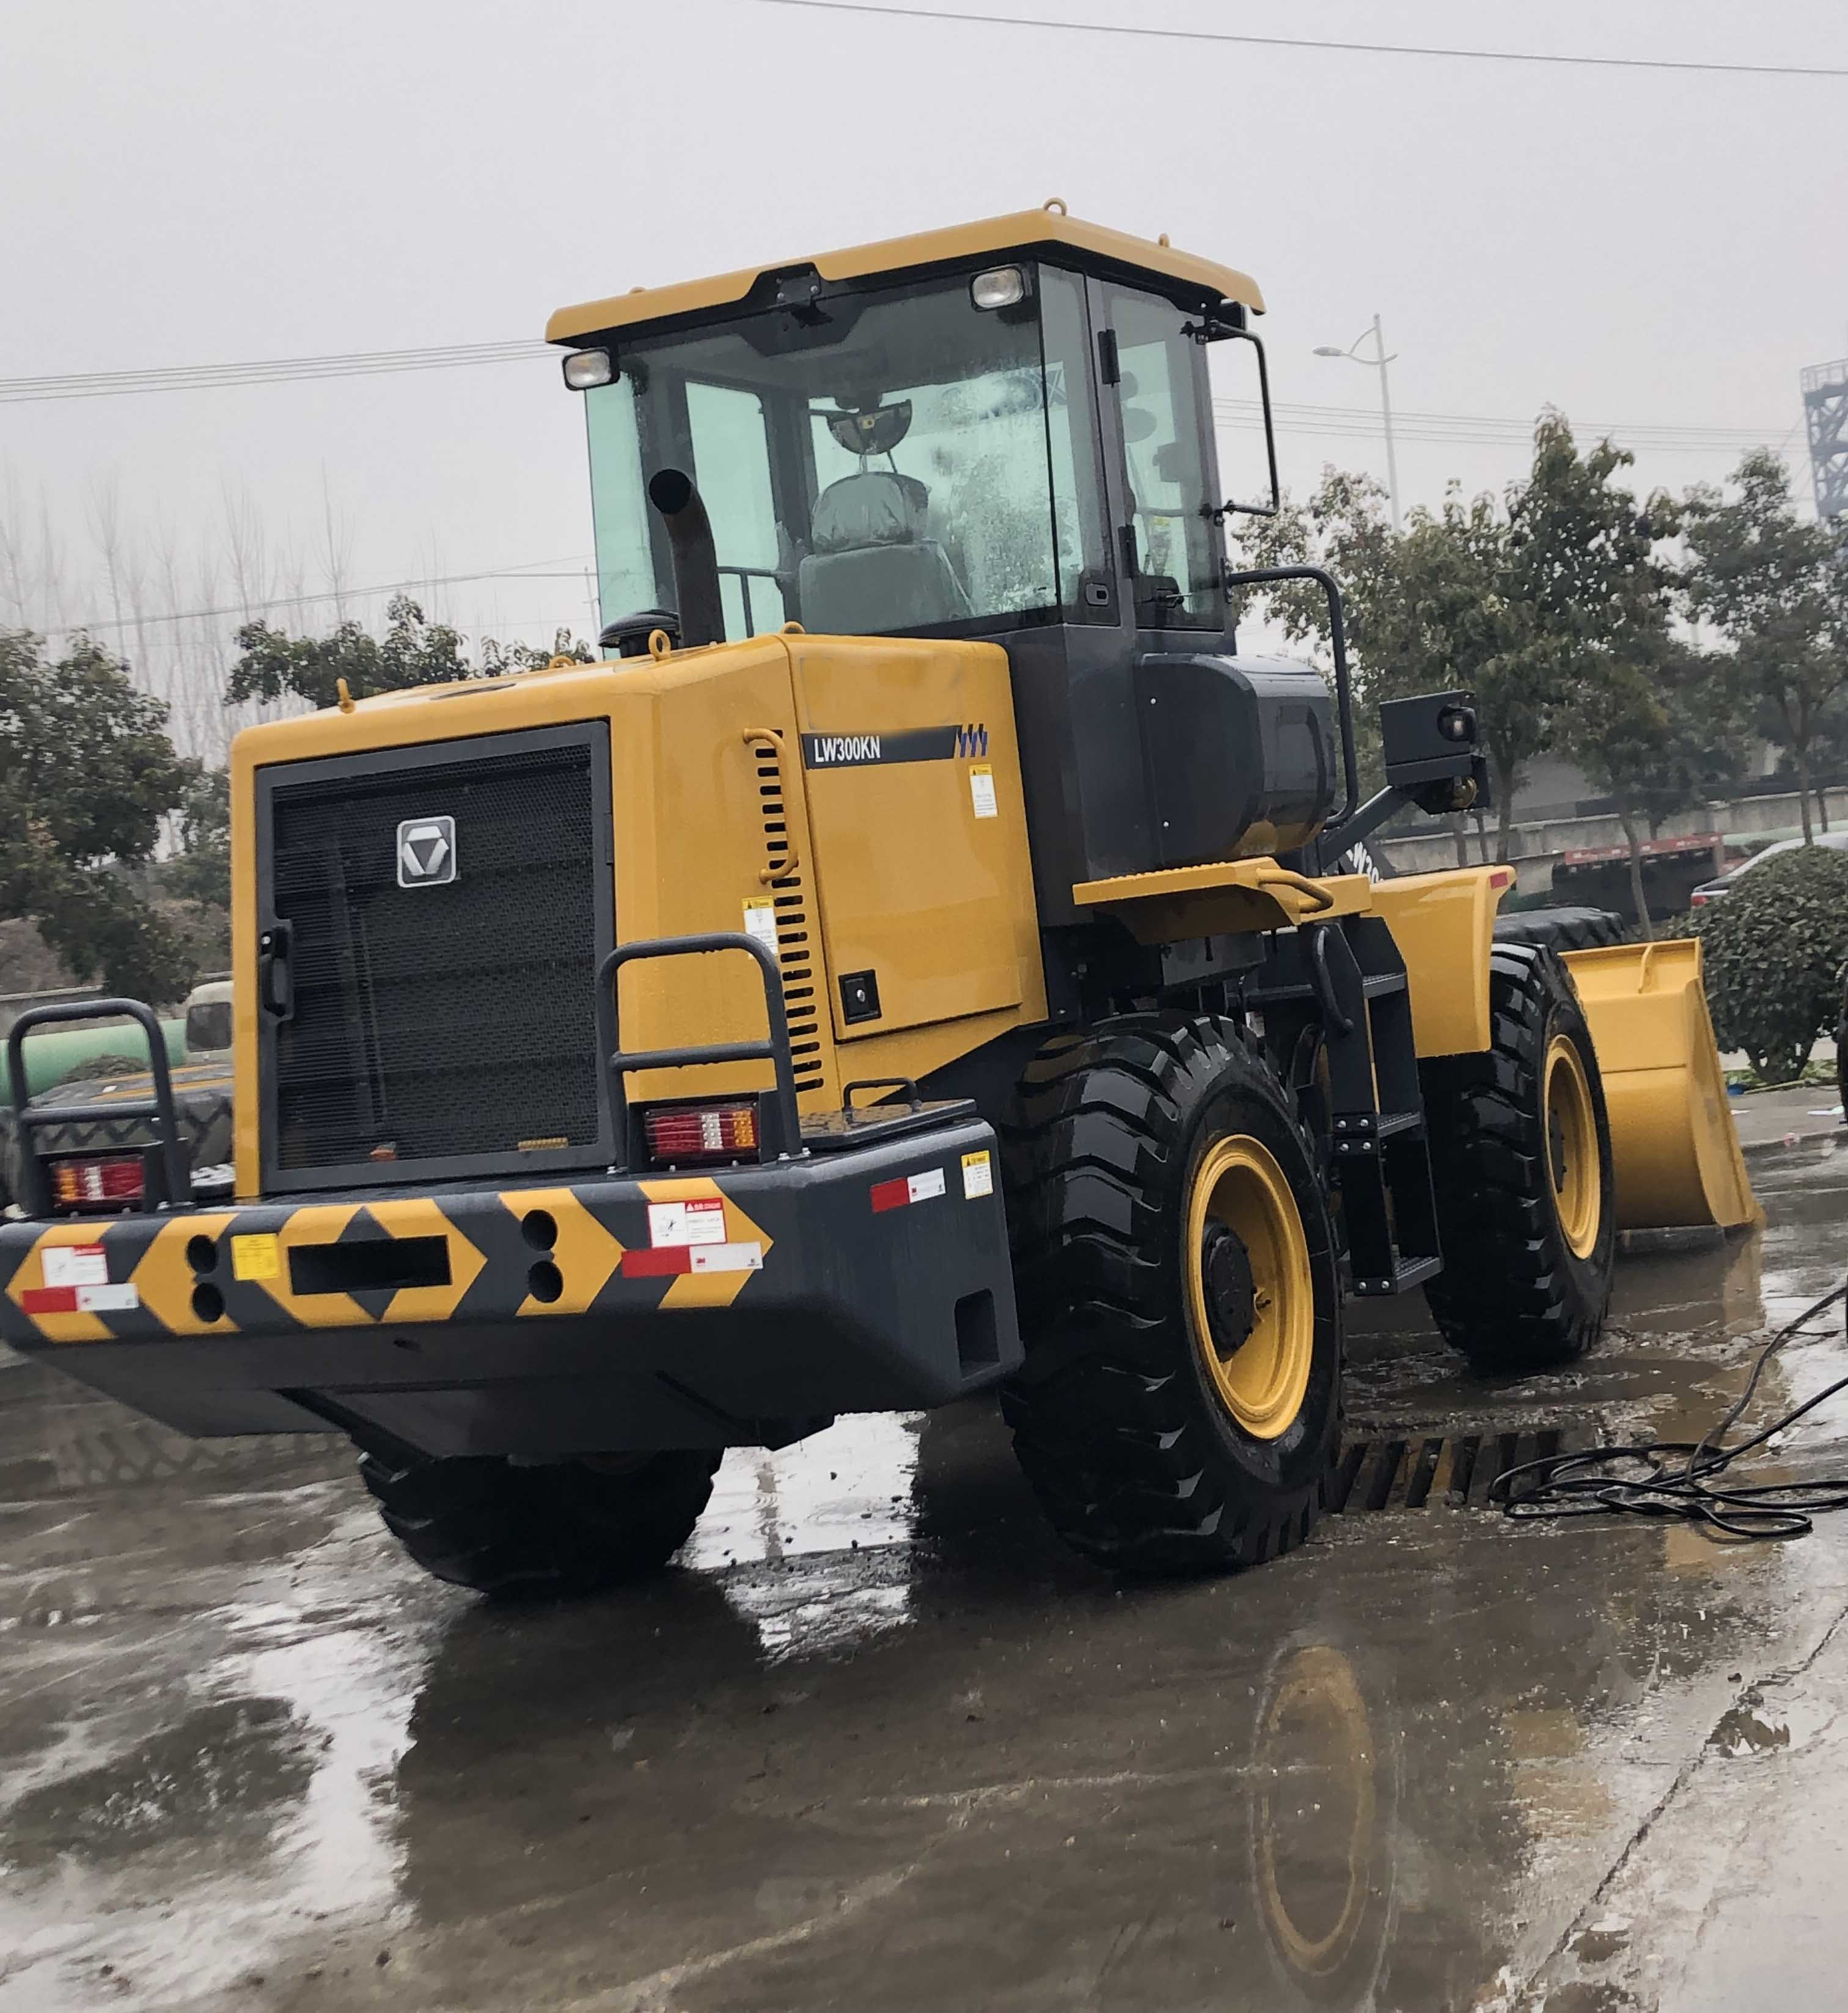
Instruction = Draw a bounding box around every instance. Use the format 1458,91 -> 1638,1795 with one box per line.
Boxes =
50,1154 -> 144,1210
644,1102 -> 760,1166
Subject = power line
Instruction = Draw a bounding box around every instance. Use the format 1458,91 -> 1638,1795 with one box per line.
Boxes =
0,340 -> 551,406
750,0 -> 1848,77
2,336 -> 1784,453
1214,398 -> 1786,455
45,559 -> 594,638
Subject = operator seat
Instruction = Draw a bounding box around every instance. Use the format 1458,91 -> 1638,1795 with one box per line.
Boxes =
797,470 -> 972,635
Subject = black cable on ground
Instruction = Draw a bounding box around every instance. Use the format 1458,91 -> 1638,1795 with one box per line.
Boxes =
1490,1277 -> 1848,1541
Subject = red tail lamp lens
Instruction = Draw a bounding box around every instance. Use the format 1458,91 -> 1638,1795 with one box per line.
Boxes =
644,1104 -> 759,1165
50,1154 -> 144,1209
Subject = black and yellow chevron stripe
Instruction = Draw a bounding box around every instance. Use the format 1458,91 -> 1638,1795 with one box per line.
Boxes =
0,1174 -> 772,1349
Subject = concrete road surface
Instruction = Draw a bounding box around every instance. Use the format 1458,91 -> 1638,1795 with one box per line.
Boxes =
2,1140 -> 1846,2011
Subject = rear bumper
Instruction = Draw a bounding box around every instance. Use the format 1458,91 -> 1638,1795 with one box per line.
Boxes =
0,1118 -> 1020,1457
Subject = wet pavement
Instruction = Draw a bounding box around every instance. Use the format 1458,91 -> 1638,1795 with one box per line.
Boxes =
2,1142 -> 1846,2011
1726,1083 -> 1844,1153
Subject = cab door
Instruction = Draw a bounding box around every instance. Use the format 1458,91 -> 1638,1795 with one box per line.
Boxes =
1088,279 -> 1228,637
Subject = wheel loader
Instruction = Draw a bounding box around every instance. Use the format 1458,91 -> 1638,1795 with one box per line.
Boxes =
0,208 -> 1756,1591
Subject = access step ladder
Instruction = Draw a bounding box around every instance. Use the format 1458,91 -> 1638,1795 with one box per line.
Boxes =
1245,912 -> 1443,1297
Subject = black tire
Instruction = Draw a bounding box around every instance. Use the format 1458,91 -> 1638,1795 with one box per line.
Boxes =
1492,905 -> 1626,955
1420,944 -> 1615,1373
1000,1014 -> 1343,1576
358,1448 -> 722,1598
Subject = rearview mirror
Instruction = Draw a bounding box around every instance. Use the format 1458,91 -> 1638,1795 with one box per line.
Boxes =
1206,325 -> 1280,520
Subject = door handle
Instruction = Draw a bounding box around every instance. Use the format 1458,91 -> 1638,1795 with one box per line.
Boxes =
741,727 -> 801,885
258,921 -> 294,1021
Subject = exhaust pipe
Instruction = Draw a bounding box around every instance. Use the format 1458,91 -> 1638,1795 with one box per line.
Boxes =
646,468 -> 725,649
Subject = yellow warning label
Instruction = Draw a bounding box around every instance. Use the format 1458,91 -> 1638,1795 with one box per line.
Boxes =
961,1150 -> 995,1199
969,764 -> 998,820
230,1233 -> 281,1282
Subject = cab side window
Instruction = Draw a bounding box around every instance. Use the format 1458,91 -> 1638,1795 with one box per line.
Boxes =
685,381 -> 788,639
1101,285 -> 1220,629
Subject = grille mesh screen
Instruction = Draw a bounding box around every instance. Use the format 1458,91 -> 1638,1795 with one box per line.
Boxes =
269,734 -> 606,1173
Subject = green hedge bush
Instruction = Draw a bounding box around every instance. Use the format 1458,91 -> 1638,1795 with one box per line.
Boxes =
1693,844 -> 1848,1084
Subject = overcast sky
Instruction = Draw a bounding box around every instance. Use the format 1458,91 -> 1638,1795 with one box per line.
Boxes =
3,0 -> 1843,670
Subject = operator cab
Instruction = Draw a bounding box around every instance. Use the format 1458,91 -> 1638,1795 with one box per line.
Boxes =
562,225 -> 1266,648
554,210 -> 1307,919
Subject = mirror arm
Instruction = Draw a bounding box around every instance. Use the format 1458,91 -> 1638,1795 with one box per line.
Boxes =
1203,324 -> 1281,521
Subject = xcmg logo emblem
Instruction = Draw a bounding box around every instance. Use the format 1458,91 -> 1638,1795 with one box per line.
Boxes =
955,724 -> 989,758
397,816 -> 457,887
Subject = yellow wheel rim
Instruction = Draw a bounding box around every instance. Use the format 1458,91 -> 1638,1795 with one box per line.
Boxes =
1544,1034 -> 1601,1259
1184,1135 -> 1315,1440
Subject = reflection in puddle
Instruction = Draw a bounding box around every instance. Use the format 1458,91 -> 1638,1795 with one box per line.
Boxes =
687,1414 -> 923,1568
226,1599 -> 427,1927
0,1549 -> 435,2008
687,1414 -> 923,1662
1252,1640 -> 1396,2009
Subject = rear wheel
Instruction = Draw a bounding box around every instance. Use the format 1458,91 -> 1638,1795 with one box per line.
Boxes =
359,1448 -> 722,1598
1420,944 -> 1615,1373
1000,1015 -> 1343,1575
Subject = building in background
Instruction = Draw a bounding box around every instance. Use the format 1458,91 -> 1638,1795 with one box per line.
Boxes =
1804,357 -> 1848,522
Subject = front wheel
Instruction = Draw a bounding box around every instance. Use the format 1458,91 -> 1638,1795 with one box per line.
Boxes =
1001,1014 -> 1343,1576
359,1448 -> 722,1598
1420,944 -> 1615,1373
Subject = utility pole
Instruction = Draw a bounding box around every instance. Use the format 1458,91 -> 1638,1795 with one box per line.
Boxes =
1316,315 -> 1402,530
1371,315 -> 1401,534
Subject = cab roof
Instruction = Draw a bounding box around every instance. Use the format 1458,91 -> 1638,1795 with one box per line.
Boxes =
544,207 -> 1265,347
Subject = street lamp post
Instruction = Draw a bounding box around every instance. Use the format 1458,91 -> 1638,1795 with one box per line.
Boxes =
1314,315 -> 1401,532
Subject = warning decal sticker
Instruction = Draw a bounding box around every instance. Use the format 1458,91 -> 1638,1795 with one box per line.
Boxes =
742,897 -> 779,952
648,1198 -> 727,1248
43,1245 -> 108,1289
231,1234 -> 281,1282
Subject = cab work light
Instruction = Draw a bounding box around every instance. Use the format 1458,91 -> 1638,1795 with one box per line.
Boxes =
644,1102 -> 759,1166
49,1154 -> 144,1211
970,265 -> 1026,310
562,348 -> 614,391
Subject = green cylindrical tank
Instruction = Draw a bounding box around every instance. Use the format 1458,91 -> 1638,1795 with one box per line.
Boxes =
0,1019 -> 187,1109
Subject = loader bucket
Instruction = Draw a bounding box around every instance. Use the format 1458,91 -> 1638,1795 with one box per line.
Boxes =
1561,939 -> 1758,1233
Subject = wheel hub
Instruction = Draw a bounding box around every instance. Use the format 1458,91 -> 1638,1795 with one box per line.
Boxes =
1200,1220 -> 1258,1360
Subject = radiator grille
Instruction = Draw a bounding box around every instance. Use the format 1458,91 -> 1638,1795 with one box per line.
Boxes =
754,740 -> 824,1094
266,729 -> 609,1175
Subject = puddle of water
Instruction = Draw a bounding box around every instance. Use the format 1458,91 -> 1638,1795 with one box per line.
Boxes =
684,1414 -> 922,1572
681,1414 -> 925,1663
1706,1687 -> 1834,1759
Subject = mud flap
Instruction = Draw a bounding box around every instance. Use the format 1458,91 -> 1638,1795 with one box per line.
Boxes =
1563,939 -> 1758,1232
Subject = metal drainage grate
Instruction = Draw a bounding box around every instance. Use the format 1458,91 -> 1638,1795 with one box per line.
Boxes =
1328,1428 -> 1578,1514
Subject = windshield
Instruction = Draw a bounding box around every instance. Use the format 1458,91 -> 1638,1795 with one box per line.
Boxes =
581,265 -> 1107,642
